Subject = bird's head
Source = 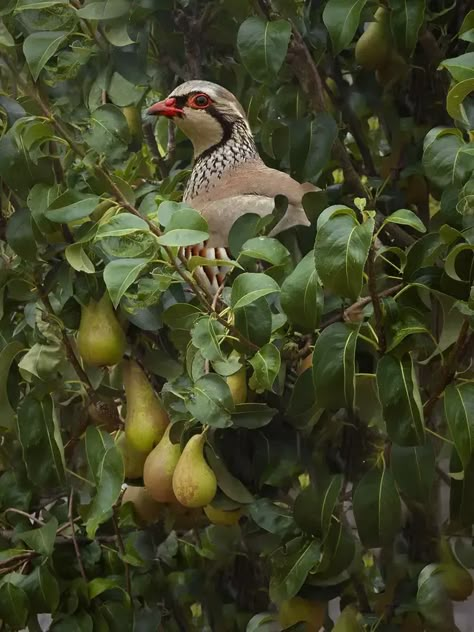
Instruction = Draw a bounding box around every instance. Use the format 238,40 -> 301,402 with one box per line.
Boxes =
147,80 -> 251,158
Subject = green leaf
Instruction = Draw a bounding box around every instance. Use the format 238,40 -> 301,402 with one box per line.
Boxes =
14,517 -> 58,556
323,0 -> 368,54
191,316 -> 225,362
85,427 -> 124,538
65,244 -> 95,274
231,273 -> 280,309
0,582 -> 29,630
376,354 -> 425,446
21,565 -> 60,614
185,374 -> 234,428
231,402 -> 277,429
450,451 -> 474,528
163,303 -> 202,330
84,104 -> 130,161
0,19 -> 14,47
17,393 -> 65,488
391,443 -> 435,503
417,569 -> 456,631
383,208 -> 426,233
315,207 -> 374,300
237,17 -> 291,83
312,322 -> 360,411
248,498 -> 294,535
445,243 -> 474,282
0,341 -> 24,431
444,383 -> 474,470
353,466 -> 402,548
459,11 -> 474,42
440,52 -> 474,82
294,475 -> 343,537
23,31 -> 68,81
205,446 -> 254,503
304,112 -> 338,181
234,297 -> 272,347
447,79 -> 474,125
281,251 -> 323,332
50,611 -> 93,631
45,191 -> 101,223
240,236 -> 290,266
156,208 -> 209,247
389,0 -> 425,55
269,536 -> 321,603
15,0 -> 67,8
423,127 -> 470,189
95,213 -> 148,238
249,343 -> 280,392
76,0 -> 130,20
103,258 -> 148,307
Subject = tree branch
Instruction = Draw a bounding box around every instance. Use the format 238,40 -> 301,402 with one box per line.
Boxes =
367,246 -> 386,353
69,489 -> 87,582
424,319 -> 473,424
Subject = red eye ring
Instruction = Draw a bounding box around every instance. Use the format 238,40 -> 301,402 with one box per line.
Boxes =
190,93 -> 211,109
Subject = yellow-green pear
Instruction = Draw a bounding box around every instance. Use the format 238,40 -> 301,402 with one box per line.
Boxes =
172,433 -> 217,508
355,7 -> 391,71
226,366 -> 247,404
437,537 -> 473,601
204,504 -> 242,526
121,485 -> 161,525
333,605 -> 364,632
77,292 -> 126,367
278,597 -> 326,632
143,424 -> 181,503
116,432 -> 148,479
124,360 -> 169,453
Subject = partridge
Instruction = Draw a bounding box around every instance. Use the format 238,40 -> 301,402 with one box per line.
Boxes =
147,80 -> 314,286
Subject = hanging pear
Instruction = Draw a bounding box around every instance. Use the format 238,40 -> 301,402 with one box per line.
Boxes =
172,432 -> 217,508
116,432 -> 148,479
121,485 -> 162,526
203,504 -> 242,526
143,424 -> 181,502
278,597 -> 326,632
124,360 -> 169,453
355,7 -> 391,71
77,292 -> 126,367
226,366 -> 247,404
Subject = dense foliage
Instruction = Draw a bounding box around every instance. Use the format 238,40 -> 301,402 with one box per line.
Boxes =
0,0 -> 473,630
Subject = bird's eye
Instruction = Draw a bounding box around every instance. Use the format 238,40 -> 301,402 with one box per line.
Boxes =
191,94 -> 210,108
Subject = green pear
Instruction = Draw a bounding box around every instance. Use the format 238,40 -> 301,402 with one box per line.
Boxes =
333,605 -> 364,632
116,432 -> 148,479
124,359 -> 169,453
355,7 -> 391,71
437,537 -> 473,601
172,433 -> 217,508
226,366 -> 247,404
77,292 -> 126,367
143,424 -> 181,502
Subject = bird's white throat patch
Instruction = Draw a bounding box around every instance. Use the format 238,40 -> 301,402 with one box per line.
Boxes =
175,108 -> 224,158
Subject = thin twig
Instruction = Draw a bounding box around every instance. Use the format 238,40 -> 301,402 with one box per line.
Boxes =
68,489 -> 87,582
423,319 -> 473,424
4,508 -> 45,527
142,121 -> 169,179
367,246 -> 386,353
320,283 -> 403,329
112,509 -> 133,606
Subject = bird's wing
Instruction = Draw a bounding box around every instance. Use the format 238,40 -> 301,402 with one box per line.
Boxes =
197,195 -> 309,247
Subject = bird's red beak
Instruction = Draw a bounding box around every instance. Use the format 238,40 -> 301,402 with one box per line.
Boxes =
147,97 -> 183,118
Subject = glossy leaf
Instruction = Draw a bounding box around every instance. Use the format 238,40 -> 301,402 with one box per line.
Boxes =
389,0 -> 425,55
45,191 -> 101,223
323,0 -> 368,54
23,31 -> 68,80
0,341 -> 24,431
231,273 -> 280,310
0,583 -> 29,630
76,0 -> 130,20
280,251 -> 324,332
17,394 -> 65,488
315,207 -> 374,300
312,322 -> 360,411
103,258 -> 148,307
237,17 -> 291,83
249,343 -> 281,392
391,443 -> 435,503
14,517 -> 58,556
383,208 -> 426,233
269,536 -> 321,603
444,383 -> 474,470
185,374 -> 234,428
376,354 -> 425,446
353,466 -> 402,548
294,475 -> 343,537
